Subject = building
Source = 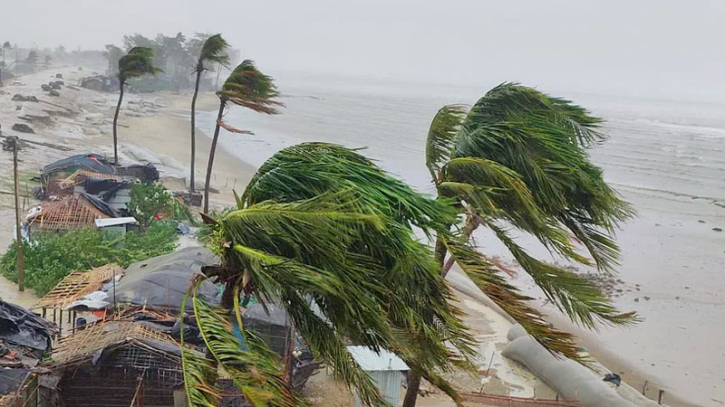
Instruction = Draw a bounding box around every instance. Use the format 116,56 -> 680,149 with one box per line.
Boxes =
347,346 -> 410,407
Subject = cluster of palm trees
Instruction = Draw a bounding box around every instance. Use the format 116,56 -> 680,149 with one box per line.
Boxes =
108,36 -> 636,407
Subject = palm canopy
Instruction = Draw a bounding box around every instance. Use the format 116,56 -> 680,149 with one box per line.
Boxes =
426,83 -> 637,331
196,33 -> 230,71
117,46 -> 162,83
187,143 -> 482,407
218,60 -> 283,114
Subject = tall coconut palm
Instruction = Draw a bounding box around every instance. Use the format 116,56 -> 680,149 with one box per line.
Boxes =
202,60 -> 281,213
112,47 -> 161,164
399,82 -> 638,407
185,143 -> 493,406
190,34 -> 229,194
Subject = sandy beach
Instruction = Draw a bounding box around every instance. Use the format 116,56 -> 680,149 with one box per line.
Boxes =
0,65 -> 715,407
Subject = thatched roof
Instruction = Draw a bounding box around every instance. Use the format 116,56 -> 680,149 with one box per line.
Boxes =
28,193 -> 115,230
48,320 -> 180,369
34,264 -> 120,310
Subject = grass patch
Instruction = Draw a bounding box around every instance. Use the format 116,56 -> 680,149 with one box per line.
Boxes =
0,222 -> 178,296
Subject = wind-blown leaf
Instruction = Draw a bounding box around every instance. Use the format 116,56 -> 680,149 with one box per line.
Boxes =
203,144 -> 480,406
426,104 -> 468,180
191,279 -> 299,407
197,34 -> 230,70
118,46 -> 162,82
219,60 -> 283,114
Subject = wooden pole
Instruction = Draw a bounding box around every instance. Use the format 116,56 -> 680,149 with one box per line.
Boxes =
658,390 -> 665,405
11,137 -> 25,292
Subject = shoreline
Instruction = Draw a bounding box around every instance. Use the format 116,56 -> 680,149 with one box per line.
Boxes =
0,66 -> 704,406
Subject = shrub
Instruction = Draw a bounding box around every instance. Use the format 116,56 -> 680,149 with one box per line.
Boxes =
127,183 -> 173,228
0,222 -> 177,296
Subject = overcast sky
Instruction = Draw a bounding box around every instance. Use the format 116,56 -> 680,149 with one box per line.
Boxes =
3,0 -> 724,101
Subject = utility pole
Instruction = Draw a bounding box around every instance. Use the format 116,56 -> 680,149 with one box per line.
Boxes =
10,136 -> 25,291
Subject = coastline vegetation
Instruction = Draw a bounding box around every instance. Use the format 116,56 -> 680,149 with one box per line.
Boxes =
0,222 -> 177,296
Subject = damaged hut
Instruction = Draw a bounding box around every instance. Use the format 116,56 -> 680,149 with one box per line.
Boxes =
26,193 -> 118,232
39,153 -> 158,204
47,320 -> 187,407
0,300 -> 54,407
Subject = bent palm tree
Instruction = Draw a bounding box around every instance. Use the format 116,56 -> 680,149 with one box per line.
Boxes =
185,143 -> 487,406
203,60 -> 281,213
112,47 -> 161,164
401,83 -> 637,406
190,34 -> 229,193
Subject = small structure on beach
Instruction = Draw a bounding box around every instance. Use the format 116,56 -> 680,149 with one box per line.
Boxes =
78,75 -> 119,92
33,264 -> 121,332
347,346 -> 409,407
40,154 -> 158,198
47,320 -> 186,407
27,193 -> 117,232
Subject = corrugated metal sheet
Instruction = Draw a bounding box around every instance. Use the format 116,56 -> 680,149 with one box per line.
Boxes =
348,346 -> 408,407
353,370 -> 405,407
347,346 -> 409,372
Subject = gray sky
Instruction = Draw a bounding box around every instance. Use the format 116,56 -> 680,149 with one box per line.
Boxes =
4,0 -> 724,101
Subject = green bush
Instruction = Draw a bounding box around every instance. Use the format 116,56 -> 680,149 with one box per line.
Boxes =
128,183 -> 197,228
128,183 -> 173,228
0,222 -> 178,296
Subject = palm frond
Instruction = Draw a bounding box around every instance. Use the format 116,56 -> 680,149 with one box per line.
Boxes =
449,83 -> 634,272
180,281 -> 220,407
118,46 -> 162,82
200,147 -> 483,405
441,235 -> 585,361
488,224 -> 638,328
426,104 -> 468,182
241,142 -> 458,236
219,60 -> 283,114
191,280 -> 299,407
198,34 -> 230,70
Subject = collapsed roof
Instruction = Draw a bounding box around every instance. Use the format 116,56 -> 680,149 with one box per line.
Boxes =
41,154 -> 159,183
108,247 -> 221,312
41,154 -> 115,178
0,300 -> 53,353
0,300 -> 54,399
27,193 -> 117,230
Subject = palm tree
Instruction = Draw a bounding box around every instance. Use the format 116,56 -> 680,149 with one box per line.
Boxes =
202,60 -> 281,213
112,47 -> 161,164
2,42 -> 11,65
400,82 -> 638,407
185,143 -> 491,406
190,34 -> 229,194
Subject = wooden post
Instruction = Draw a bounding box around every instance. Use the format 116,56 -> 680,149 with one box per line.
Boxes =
658,390 -> 665,405
11,137 -> 24,291
642,380 -> 648,395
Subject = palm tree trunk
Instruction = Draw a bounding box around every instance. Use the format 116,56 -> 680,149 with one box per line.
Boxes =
190,68 -> 203,193
203,101 -> 225,213
112,81 -> 125,164
402,370 -> 422,407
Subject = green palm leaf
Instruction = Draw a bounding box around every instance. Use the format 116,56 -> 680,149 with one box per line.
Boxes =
190,280 -> 300,407
198,34 -> 230,70
219,60 -> 283,114
118,46 -> 162,82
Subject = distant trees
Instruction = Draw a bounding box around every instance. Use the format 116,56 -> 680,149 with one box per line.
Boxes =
109,32 -> 238,91
190,34 -> 230,194
2,42 -> 10,65
112,47 -> 162,164
104,44 -> 124,74
25,51 -> 38,68
202,61 -> 282,213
